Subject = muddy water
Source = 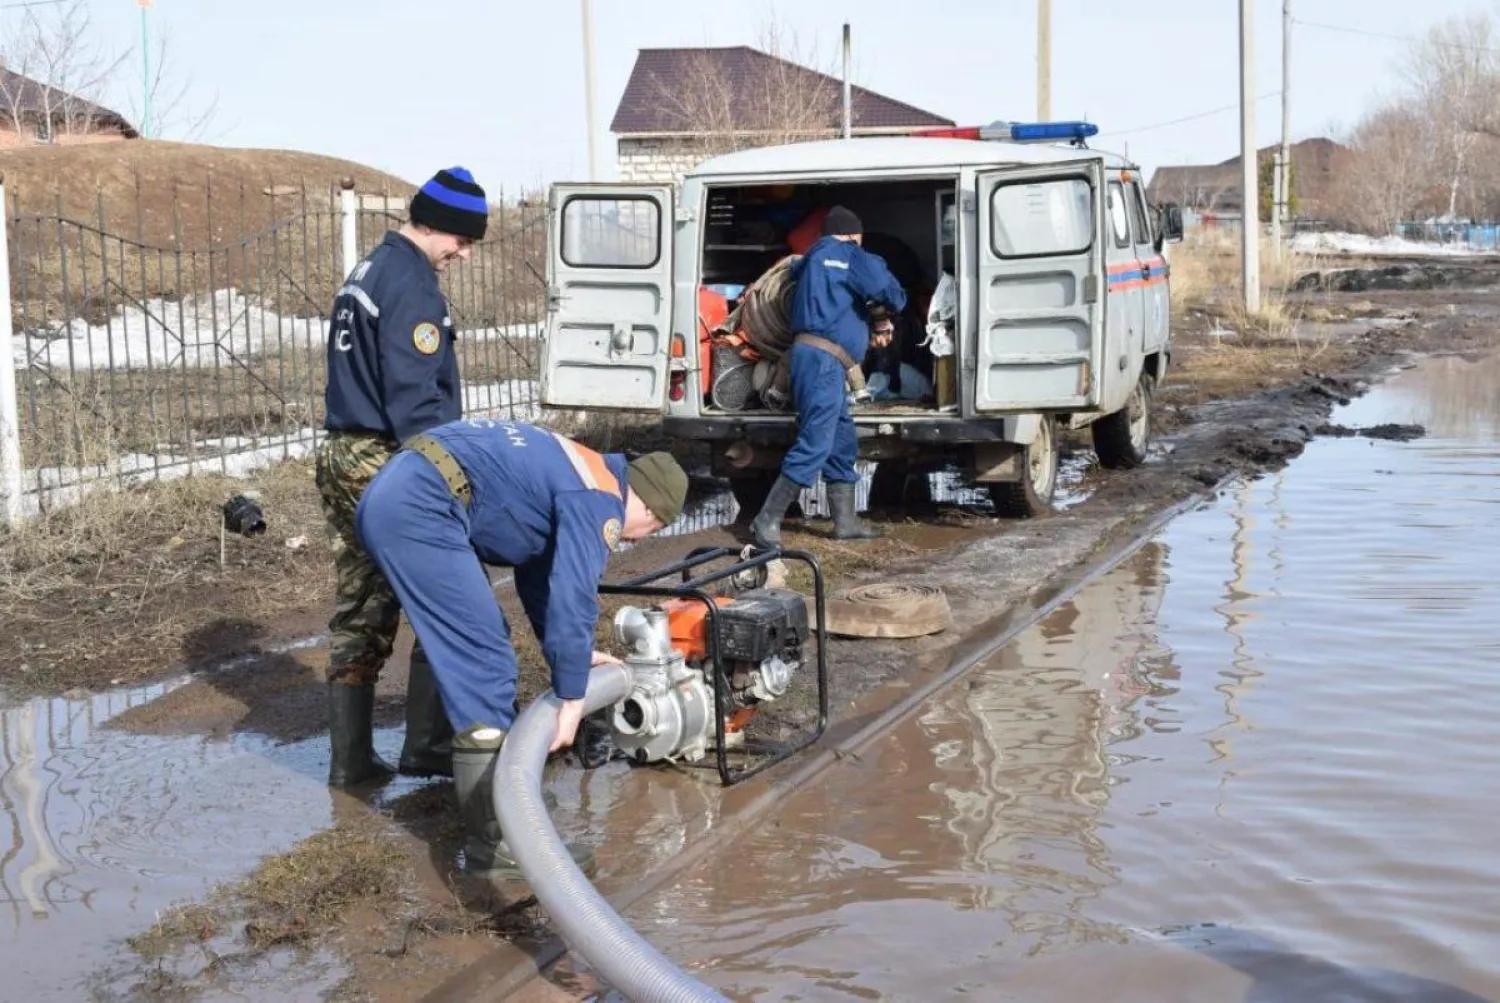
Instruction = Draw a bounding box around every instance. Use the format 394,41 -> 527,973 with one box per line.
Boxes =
604,353 -> 1500,1001
0,677 -> 382,999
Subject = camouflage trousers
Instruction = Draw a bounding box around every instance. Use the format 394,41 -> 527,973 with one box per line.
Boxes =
315,431 -> 416,686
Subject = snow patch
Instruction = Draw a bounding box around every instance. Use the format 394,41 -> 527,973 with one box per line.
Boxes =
11,288 -> 541,372
1291,231 -> 1493,258
18,379 -> 540,521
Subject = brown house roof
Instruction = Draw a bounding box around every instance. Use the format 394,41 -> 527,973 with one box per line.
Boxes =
1147,137 -> 1349,216
611,46 -> 953,135
0,66 -> 138,137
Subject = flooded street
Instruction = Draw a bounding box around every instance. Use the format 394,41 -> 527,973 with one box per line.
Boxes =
606,352 -> 1500,1001
0,675 -> 393,999
5,350 -> 1498,1001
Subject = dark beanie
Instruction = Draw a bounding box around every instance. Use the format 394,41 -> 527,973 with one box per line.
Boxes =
409,167 -> 488,240
627,452 -> 689,527
822,205 -> 863,237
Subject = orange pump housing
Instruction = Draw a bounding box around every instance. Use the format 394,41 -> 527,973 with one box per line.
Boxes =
659,597 -> 731,661
657,597 -> 758,734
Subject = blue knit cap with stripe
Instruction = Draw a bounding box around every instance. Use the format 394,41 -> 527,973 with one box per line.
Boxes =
410,166 -> 488,240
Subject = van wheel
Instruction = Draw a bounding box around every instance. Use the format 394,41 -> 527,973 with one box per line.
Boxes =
988,418 -> 1059,519
1092,374 -> 1153,470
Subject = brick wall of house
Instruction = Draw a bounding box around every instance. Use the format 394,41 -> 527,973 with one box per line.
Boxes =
616,137 -> 707,185
0,124 -> 131,150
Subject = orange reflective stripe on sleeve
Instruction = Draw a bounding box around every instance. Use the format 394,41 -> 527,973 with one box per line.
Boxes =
550,432 -> 622,499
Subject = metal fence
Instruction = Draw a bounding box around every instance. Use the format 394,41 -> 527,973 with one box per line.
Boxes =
0,177 -> 549,524
1395,220 -> 1500,252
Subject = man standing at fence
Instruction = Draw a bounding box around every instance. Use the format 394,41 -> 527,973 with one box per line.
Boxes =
316,166 -> 489,789
750,206 -> 906,548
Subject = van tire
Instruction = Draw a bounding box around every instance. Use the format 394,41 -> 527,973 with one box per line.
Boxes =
1092,374 -> 1153,470
988,417 -> 1059,519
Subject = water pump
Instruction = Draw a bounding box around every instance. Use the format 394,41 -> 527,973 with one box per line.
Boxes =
609,588 -> 809,765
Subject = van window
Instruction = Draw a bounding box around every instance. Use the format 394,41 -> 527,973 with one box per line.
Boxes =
991,178 -> 1093,258
561,197 -> 661,268
1108,182 -> 1131,248
1127,182 -> 1152,248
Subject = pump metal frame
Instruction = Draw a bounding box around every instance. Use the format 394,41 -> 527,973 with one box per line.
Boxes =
599,546 -> 829,786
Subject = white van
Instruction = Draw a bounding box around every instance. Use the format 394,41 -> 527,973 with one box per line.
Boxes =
539,124 -> 1184,517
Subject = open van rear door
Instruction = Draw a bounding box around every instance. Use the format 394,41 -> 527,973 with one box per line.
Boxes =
972,159 -> 1105,412
541,184 -> 674,411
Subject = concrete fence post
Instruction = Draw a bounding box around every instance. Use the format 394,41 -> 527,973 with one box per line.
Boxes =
0,174 -> 24,529
339,178 -> 358,281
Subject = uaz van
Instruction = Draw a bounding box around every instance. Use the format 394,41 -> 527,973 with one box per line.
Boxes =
539,121 -> 1184,517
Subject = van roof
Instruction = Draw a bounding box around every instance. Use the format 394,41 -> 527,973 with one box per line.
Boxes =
686,136 -> 1134,180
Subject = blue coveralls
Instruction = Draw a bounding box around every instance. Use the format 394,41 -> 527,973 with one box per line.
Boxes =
325,231 -> 460,442
354,419 -> 627,735
783,236 -> 908,487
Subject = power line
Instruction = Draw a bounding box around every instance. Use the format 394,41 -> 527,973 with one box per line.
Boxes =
1294,17 -> 1500,55
1097,91 -> 1282,139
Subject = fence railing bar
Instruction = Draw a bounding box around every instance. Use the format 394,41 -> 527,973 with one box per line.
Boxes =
131,172 -> 162,480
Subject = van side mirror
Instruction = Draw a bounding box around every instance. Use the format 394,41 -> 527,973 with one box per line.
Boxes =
1157,204 -> 1184,247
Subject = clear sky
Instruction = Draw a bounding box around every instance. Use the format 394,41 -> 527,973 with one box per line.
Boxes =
37,0 -> 1500,193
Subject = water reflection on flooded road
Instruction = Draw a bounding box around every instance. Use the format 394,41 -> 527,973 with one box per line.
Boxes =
616,354 -> 1500,1001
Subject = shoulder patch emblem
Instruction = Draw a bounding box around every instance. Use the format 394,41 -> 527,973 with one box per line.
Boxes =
412,322 -> 441,355
602,518 -> 622,549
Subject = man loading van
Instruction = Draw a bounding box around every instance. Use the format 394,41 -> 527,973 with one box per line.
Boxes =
750,206 -> 907,548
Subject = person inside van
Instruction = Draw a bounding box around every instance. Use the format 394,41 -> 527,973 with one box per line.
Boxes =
750,206 -> 907,548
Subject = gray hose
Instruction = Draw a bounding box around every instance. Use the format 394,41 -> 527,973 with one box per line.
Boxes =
494,663 -> 727,1003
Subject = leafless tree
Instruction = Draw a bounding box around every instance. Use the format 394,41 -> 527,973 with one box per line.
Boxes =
0,0 -> 129,141
647,19 -> 843,165
118,23 -> 221,143
0,1 -> 217,144
1401,12 -> 1500,219
1328,104 -> 1437,234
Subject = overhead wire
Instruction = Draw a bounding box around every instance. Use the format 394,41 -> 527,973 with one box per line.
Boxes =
1099,14 -> 1500,143
1097,92 -> 1282,139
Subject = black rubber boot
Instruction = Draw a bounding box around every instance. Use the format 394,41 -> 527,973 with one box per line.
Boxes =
327,683 -> 397,789
398,647 -> 454,778
749,474 -> 804,550
828,481 -> 881,540
452,741 -> 596,879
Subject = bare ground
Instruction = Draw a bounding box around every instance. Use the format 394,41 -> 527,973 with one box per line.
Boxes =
10,264 -> 1500,1000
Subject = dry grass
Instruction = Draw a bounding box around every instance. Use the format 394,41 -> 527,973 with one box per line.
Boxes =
1169,232 -> 1322,334
0,457 -> 331,691
129,813 -> 407,960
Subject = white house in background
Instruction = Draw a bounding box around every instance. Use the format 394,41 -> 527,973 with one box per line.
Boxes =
610,46 -> 955,184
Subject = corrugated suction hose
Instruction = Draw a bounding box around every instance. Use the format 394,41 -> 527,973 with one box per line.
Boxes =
493,662 -> 727,1003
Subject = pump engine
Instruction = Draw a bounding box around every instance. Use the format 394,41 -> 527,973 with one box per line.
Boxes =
608,588 -> 808,764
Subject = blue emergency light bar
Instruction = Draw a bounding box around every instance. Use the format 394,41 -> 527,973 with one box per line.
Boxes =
983,120 -> 1099,143
912,120 -> 1099,147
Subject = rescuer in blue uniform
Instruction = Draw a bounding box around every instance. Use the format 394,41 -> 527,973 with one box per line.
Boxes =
355,418 -> 688,878
751,206 -> 907,547
316,166 -> 488,789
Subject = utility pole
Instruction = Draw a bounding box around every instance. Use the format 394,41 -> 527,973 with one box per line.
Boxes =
581,0 -> 599,181
1037,0 -> 1052,121
1239,0 -> 1261,313
841,23 -> 852,139
138,0 -> 152,139
1274,0 -> 1292,261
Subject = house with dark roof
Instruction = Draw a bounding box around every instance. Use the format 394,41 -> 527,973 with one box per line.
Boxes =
1147,137 -> 1350,220
611,46 -> 953,182
0,62 -> 138,148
